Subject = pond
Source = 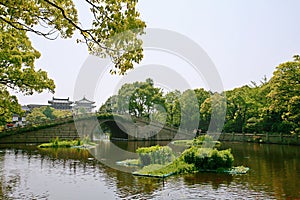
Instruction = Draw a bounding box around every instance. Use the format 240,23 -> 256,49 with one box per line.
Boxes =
0,141 -> 299,199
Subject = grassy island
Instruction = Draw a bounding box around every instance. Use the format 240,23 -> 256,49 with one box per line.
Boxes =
38,137 -> 96,149
119,136 -> 249,178
171,135 -> 221,148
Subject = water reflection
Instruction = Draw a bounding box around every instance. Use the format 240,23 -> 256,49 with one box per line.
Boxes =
183,173 -> 233,190
0,142 -> 299,199
221,142 -> 300,199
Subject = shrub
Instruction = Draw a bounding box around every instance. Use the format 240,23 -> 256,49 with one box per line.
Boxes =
136,145 -> 174,166
182,147 -> 234,170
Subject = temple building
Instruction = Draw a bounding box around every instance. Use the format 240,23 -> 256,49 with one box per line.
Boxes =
48,97 -> 73,110
73,97 -> 96,113
11,105 -> 30,127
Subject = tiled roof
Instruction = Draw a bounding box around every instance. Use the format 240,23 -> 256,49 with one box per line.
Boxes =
74,97 -> 95,104
48,97 -> 73,104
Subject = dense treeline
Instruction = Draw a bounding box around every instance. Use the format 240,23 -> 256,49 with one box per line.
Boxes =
100,56 -> 300,135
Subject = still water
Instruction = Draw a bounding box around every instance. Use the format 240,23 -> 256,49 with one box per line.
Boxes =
0,141 -> 299,199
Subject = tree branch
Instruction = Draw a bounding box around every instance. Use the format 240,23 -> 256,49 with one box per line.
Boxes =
41,0 -> 113,51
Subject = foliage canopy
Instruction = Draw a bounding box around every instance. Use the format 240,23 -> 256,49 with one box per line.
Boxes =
0,0 -> 145,125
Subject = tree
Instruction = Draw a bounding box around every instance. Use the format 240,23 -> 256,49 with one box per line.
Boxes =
26,106 -> 71,124
268,55 -> 300,133
0,0 -> 145,126
43,106 -> 55,120
164,90 -> 181,127
194,88 -> 210,130
285,96 -> 300,134
99,95 -> 119,113
268,56 -> 300,112
0,87 -> 22,125
118,78 -> 164,118
179,89 -> 200,131
26,107 -> 48,124
242,82 -> 270,133
200,93 -> 226,132
131,78 -> 165,118
100,79 -> 165,119
0,0 -> 146,74
194,88 -> 210,108
224,87 -> 248,133
0,25 -> 55,125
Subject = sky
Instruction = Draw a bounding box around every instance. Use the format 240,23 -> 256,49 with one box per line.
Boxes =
15,0 -> 300,108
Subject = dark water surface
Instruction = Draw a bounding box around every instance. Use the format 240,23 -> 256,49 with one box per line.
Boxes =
0,141 -> 299,199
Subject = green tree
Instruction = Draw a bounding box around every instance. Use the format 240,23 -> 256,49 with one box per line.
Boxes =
223,77 -> 272,133
101,79 -> 164,119
194,88 -> 210,108
26,106 -> 71,124
99,95 -> 119,113
267,55 -> 300,133
194,88 -> 210,130
0,25 -> 55,125
244,79 -> 272,133
224,88 -> 247,133
0,87 -> 22,125
122,78 -> 164,118
285,96 -> 300,134
43,106 -> 55,120
179,89 -> 200,131
0,0 -> 146,74
224,86 -> 259,133
26,107 -> 48,124
200,93 -> 226,132
0,0 -> 145,126
164,90 -> 181,127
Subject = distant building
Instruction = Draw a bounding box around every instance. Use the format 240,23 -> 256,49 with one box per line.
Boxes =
48,97 -> 73,110
11,105 -> 30,127
73,97 -> 96,113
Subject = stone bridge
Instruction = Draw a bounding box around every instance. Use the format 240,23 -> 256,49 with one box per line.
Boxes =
0,114 -> 194,144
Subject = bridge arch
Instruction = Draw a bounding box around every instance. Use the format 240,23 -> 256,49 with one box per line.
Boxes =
94,119 -> 129,140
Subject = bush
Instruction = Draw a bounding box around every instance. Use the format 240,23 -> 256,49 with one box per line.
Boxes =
192,135 -> 216,147
136,145 -> 174,166
182,147 -> 234,170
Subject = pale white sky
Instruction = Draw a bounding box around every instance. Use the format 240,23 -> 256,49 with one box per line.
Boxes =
15,0 -> 300,108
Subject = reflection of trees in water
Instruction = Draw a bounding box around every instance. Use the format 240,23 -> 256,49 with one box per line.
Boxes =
0,147 -> 24,199
0,144 -> 165,198
37,146 -> 164,198
221,142 -> 300,199
0,147 -> 49,199
0,153 -> 7,199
